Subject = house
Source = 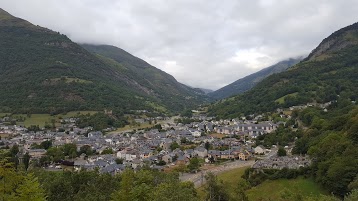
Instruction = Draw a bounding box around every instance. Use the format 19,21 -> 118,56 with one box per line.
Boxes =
208,150 -> 221,160
254,145 -> 265,154
189,129 -> 201,137
175,155 -> 188,165
28,149 -> 46,158
252,156 -> 311,170
215,126 -> 235,135
130,159 -> 143,169
74,159 -> 89,171
194,147 -> 208,158
139,150 -> 153,159
220,150 -> 234,159
239,150 -> 251,161
100,164 -> 125,175
134,119 -> 145,124
162,153 -> 174,164
88,131 -> 103,138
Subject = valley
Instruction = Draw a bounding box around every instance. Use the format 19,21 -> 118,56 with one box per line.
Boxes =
0,5 -> 358,201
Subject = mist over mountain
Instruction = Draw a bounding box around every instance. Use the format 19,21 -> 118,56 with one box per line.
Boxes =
209,57 -> 303,99
209,22 -> 358,118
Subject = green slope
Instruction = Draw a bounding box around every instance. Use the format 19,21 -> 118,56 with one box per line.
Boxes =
0,8 -> 205,114
209,22 -> 358,118
209,57 -> 302,99
81,44 -> 208,112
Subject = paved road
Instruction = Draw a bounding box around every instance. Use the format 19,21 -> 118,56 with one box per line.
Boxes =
179,160 -> 255,187
255,148 -> 278,160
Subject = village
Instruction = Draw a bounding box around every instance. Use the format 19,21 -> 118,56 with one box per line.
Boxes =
0,110 -> 312,175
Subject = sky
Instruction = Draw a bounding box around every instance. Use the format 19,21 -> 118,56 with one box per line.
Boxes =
1,0 -> 358,90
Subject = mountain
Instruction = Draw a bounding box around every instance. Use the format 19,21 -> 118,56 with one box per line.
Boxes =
209,58 -> 302,99
0,8 -> 205,114
209,22 -> 358,118
195,88 -> 214,94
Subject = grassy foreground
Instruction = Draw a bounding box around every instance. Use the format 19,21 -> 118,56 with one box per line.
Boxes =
197,166 -> 249,199
197,166 -> 328,201
247,177 -> 328,201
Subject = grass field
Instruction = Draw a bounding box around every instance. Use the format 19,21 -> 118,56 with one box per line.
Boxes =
196,166 -> 328,201
19,114 -> 54,128
246,177 -> 328,201
197,166 -> 249,199
11,111 -> 98,128
0,113 -> 11,117
110,118 -> 169,133
275,92 -> 298,104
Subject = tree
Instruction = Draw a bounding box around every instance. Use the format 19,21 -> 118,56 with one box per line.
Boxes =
204,173 -> 230,201
40,141 -> 52,150
15,173 -> 46,201
10,144 -> 19,156
101,148 -> 114,155
62,143 -> 77,159
153,124 -> 162,131
157,160 -> 166,166
170,142 -> 180,151
79,145 -> 94,156
115,158 -> 123,164
46,147 -> 64,162
111,169 -> 135,201
277,147 -> 287,157
236,179 -> 250,201
0,161 -> 46,201
23,152 -> 30,171
209,156 -> 215,163
151,181 -> 199,201
205,142 -> 211,151
180,109 -> 193,118
187,157 -> 200,172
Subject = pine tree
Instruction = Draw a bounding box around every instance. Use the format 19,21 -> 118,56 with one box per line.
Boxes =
14,173 -> 46,201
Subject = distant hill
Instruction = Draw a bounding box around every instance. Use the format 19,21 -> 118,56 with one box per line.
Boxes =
194,88 -> 214,94
209,58 -> 302,99
209,22 -> 358,118
0,8 -> 205,114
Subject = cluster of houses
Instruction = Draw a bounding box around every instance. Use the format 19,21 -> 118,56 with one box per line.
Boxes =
252,156 -> 311,170
214,121 -> 279,138
276,101 -> 334,113
1,114 -> 291,174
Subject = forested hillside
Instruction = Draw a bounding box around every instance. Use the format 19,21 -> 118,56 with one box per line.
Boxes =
292,102 -> 358,197
209,58 -> 302,99
0,8 -> 205,114
81,44 -> 208,112
209,22 -> 358,118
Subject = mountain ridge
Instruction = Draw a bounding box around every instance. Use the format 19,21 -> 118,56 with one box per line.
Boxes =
0,8 -> 205,114
209,57 -> 303,99
209,22 -> 358,118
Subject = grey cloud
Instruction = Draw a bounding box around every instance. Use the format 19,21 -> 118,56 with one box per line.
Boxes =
1,0 -> 358,90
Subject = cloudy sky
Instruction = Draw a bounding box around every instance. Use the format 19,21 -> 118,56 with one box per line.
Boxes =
1,0 -> 358,90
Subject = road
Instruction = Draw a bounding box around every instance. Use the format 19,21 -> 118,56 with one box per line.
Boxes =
255,148 -> 278,160
179,160 -> 255,187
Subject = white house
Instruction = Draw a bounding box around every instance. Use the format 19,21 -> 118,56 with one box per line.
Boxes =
254,145 -> 265,154
189,129 -> 201,137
